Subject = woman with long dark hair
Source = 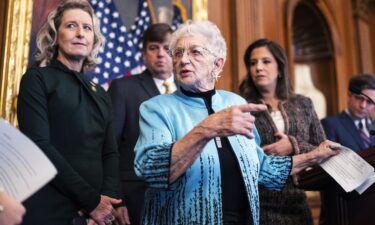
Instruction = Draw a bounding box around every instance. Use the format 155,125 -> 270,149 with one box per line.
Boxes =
240,38 -> 325,225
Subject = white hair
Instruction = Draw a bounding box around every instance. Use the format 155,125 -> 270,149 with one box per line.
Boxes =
169,20 -> 227,63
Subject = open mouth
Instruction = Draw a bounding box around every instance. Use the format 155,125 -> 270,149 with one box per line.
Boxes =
180,69 -> 192,75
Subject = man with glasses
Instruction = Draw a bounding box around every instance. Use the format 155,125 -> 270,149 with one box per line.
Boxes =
321,74 -> 375,151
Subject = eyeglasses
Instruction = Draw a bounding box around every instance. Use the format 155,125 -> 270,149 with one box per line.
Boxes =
351,92 -> 375,105
169,45 -> 216,60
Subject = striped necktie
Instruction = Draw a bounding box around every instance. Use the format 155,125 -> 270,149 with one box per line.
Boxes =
358,120 -> 371,149
163,81 -> 172,94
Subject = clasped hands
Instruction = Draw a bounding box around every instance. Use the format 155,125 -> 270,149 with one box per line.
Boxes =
81,195 -> 130,225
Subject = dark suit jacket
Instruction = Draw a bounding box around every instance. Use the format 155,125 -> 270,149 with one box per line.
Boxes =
17,60 -> 120,225
108,70 -> 160,180
321,111 -> 375,151
107,70 -> 161,225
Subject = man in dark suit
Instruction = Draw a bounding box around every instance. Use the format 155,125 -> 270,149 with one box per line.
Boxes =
321,74 -> 375,151
107,23 -> 175,225
320,74 -> 375,225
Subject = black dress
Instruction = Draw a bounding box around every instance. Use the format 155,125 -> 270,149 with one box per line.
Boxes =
17,60 -> 120,225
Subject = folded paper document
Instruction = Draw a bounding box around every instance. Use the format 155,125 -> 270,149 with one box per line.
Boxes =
320,145 -> 375,194
0,118 -> 57,202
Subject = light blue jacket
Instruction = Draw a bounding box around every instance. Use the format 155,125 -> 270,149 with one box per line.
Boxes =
134,90 -> 291,225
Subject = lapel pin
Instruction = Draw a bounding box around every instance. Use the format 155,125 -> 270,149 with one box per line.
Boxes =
90,82 -> 97,92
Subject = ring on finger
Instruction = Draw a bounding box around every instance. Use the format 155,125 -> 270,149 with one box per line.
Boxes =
106,214 -> 115,222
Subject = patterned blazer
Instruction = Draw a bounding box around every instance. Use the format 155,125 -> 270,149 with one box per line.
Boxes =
134,90 -> 292,225
248,94 -> 325,225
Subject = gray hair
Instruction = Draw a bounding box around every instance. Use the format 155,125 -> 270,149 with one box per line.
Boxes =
35,0 -> 104,72
169,20 -> 227,63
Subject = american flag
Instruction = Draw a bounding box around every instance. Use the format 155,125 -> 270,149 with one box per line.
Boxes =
127,0 -> 156,67
86,0 -> 186,87
171,0 -> 188,30
86,0 -> 154,86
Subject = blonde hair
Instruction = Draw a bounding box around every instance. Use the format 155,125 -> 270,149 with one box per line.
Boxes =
35,0 -> 104,72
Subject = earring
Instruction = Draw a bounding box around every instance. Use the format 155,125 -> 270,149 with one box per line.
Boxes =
278,74 -> 282,79
211,71 -> 221,82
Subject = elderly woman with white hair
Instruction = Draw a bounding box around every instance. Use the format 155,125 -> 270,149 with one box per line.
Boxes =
134,20 -> 339,225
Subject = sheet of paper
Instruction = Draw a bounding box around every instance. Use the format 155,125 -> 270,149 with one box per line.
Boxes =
356,172 -> 375,194
320,145 -> 374,193
0,118 -> 57,202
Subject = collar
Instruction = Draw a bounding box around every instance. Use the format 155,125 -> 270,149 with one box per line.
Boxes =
153,75 -> 176,93
50,59 -> 83,75
181,88 -> 216,114
49,59 -> 99,93
344,109 -> 371,126
180,87 -> 216,99
174,88 -> 220,109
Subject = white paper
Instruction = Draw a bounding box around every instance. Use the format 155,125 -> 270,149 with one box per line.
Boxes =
320,145 -> 374,193
356,172 -> 375,194
0,118 -> 57,202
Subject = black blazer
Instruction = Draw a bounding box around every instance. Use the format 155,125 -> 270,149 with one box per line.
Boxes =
108,70 -> 160,180
17,60 -> 120,225
321,111 -> 375,151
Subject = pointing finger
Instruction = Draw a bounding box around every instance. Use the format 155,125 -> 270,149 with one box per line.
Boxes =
237,103 -> 267,113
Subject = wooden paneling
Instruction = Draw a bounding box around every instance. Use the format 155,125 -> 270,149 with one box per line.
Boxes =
208,0 -> 269,92
210,0 -> 287,92
207,0 -> 233,91
229,0 -> 261,91
209,0 -> 362,112
307,59 -> 338,116
319,0 -> 357,111
368,9 -> 375,73
0,0 -> 7,80
261,0 -> 286,46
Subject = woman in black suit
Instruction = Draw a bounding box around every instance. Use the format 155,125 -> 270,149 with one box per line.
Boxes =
17,0 -> 129,224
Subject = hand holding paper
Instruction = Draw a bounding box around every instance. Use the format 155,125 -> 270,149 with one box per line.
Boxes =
0,118 -> 57,202
320,145 -> 375,193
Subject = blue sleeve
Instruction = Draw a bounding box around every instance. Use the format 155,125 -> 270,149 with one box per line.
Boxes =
134,100 -> 173,189
321,118 -> 337,142
254,127 -> 292,191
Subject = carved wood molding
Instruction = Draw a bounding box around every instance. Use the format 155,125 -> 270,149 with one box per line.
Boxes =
0,0 -> 32,126
352,0 -> 375,20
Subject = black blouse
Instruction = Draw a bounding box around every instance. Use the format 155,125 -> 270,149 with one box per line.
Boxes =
181,88 -> 248,214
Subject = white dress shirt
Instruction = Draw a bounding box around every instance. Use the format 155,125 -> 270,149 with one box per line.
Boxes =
153,75 -> 177,94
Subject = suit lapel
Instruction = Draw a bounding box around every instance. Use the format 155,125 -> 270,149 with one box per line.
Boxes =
138,70 -> 160,97
338,112 -> 364,149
